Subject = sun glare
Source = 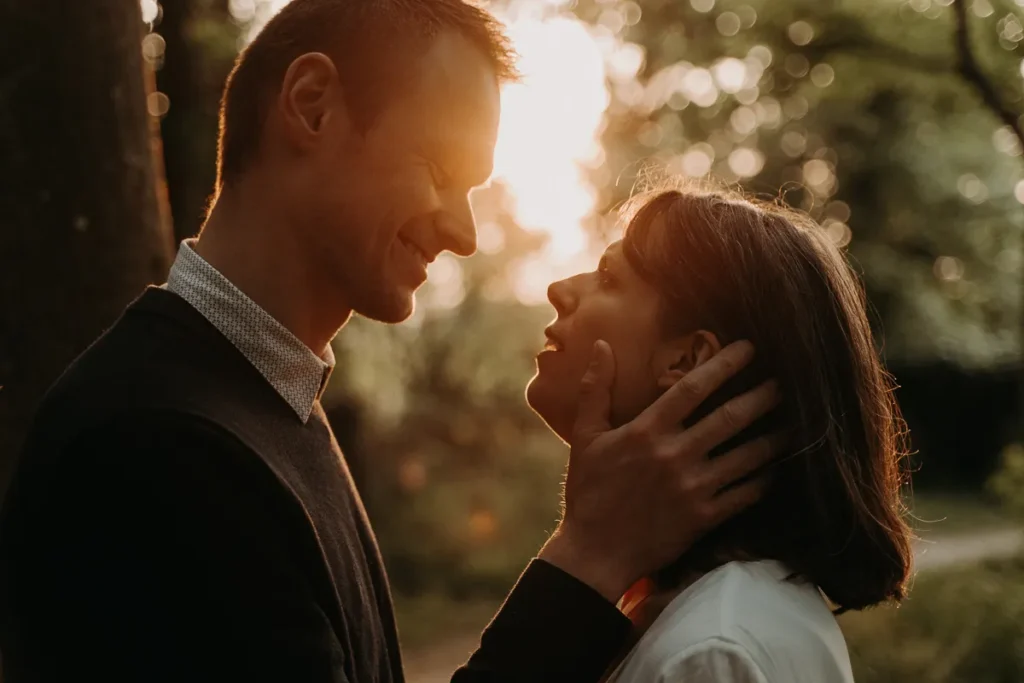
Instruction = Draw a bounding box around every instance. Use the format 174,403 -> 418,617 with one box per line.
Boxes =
232,0 -> 612,305
488,3 -> 610,302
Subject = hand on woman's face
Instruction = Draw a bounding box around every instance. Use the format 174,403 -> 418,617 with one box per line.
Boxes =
527,241 -> 676,441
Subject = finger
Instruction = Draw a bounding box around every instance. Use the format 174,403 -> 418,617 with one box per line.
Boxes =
704,431 -> 786,492
639,340 -> 755,428
683,379 -> 781,455
571,340 -> 616,446
706,474 -> 772,526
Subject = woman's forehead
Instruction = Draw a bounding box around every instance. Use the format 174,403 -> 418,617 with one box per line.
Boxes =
623,207 -> 671,253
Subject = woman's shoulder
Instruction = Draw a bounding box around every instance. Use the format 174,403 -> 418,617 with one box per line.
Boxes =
608,560 -> 854,683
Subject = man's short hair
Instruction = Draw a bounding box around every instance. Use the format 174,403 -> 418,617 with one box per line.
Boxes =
216,0 -> 518,187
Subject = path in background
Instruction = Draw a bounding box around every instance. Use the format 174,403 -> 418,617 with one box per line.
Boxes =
403,526 -> 1024,683
403,633 -> 482,683
912,527 -> 1024,571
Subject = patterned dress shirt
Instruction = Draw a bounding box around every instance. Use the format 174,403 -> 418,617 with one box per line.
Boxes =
162,239 -> 334,423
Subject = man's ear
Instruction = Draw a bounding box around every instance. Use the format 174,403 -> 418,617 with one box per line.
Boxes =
276,52 -> 348,152
653,330 -> 723,391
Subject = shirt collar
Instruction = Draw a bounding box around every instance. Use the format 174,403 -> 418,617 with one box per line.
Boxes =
163,239 -> 335,423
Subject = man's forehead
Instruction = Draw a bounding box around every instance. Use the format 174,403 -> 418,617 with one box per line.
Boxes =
410,32 -> 501,178
412,32 -> 500,109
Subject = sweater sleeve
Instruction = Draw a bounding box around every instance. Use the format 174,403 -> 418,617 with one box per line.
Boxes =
656,638 -> 769,683
16,413 -> 350,683
451,559 -> 632,683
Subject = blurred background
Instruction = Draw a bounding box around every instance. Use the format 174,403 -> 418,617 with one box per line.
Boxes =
3,0 -> 1024,680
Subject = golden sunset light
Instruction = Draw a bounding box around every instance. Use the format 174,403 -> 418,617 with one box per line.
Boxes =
488,3 -> 610,303
9,1 -> 1024,681
236,0 -> 615,305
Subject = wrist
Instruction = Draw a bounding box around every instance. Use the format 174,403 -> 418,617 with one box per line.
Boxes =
537,529 -> 635,604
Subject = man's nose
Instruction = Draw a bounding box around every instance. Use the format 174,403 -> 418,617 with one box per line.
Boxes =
435,193 -> 477,258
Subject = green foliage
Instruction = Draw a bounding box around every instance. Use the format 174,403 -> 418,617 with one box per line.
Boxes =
574,0 -> 1024,368
988,442 -> 1024,519
840,553 -> 1024,682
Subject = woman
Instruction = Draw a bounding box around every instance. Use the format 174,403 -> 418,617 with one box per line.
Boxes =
526,185 -> 913,682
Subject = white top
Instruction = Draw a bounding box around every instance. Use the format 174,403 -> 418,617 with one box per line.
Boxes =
607,560 -> 854,683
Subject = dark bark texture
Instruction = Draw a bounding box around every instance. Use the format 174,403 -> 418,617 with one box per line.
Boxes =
0,0 -> 173,496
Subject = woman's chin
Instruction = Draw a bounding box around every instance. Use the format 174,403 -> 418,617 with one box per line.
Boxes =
526,375 -> 574,443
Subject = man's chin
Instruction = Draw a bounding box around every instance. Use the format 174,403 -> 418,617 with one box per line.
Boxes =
355,289 -> 417,324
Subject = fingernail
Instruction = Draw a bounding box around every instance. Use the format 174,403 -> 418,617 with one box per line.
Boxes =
590,340 -> 604,367
734,340 -> 755,360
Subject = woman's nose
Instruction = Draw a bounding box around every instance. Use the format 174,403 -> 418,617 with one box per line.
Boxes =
547,278 -> 577,316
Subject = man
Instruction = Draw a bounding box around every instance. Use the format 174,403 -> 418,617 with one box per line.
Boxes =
0,1 -> 781,681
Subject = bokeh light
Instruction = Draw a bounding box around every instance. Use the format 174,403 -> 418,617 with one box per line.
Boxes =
489,3 -> 610,303
934,255 -> 965,282
140,0 -> 159,24
787,20 -> 815,46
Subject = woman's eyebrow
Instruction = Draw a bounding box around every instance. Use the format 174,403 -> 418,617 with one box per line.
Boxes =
604,249 -> 626,271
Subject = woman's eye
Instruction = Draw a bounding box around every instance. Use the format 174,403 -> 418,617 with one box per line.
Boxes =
597,266 -> 615,288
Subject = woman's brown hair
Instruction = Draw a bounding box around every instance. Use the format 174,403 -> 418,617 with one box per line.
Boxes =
621,183 -> 913,613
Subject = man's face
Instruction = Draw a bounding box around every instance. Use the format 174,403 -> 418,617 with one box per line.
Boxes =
294,31 -> 501,323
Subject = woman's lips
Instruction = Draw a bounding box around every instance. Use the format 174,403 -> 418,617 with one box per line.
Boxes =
542,326 -> 565,352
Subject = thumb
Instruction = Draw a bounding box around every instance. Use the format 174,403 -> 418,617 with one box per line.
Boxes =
572,340 -> 615,445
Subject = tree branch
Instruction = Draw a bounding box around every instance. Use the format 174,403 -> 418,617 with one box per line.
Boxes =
953,0 -> 1024,150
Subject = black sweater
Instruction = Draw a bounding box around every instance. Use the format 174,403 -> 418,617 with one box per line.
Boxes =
0,287 -> 629,682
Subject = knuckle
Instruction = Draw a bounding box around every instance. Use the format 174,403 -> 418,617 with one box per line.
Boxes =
718,352 -> 740,377
625,421 -> 655,447
693,499 -> 716,523
653,442 -> 678,463
679,473 -> 701,495
720,401 -> 745,430
678,375 -> 704,398
578,372 -> 599,392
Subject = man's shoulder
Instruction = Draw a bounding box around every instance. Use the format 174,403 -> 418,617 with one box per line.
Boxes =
32,287 -> 277,446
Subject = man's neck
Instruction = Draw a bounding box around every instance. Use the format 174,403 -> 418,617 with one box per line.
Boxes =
192,184 -> 352,357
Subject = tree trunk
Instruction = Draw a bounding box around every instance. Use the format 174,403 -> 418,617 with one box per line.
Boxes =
158,0 -> 237,242
0,0 -> 174,496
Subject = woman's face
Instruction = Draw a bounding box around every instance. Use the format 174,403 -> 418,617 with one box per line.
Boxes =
526,240 -> 677,441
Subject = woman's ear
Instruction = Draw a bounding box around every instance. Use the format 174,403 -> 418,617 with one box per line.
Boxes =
654,330 -> 723,391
